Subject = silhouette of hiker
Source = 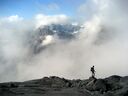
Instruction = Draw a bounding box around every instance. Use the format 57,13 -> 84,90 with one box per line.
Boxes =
90,66 -> 95,78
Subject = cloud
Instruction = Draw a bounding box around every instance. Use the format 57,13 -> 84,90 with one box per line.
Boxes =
77,0 -> 128,77
35,14 -> 68,28
0,15 -> 35,82
36,2 -> 60,14
47,3 -> 60,11
0,14 -> 70,82
77,0 -> 97,20
42,35 -> 54,46
2,15 -> 23,22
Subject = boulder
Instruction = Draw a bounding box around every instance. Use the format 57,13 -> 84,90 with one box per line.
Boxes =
93,79 -> 107,92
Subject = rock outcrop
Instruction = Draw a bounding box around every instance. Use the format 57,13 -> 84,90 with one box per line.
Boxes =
0,75 -> 128,96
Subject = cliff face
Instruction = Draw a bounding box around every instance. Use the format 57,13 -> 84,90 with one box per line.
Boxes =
0,75 -> 128,96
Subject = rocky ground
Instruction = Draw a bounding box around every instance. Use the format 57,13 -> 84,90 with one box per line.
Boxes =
0,75 -> 128,96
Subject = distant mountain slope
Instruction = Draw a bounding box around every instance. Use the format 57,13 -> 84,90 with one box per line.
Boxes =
29,24 -> 82,54
38,24 -> 81,39
0,75 -> 128,96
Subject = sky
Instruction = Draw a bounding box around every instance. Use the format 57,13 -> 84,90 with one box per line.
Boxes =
0,0 -> 86,18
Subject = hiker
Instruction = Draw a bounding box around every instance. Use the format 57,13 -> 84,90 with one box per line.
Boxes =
90,66 -> 95,78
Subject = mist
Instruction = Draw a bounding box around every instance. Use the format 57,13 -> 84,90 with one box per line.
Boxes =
0,0 -> 128,82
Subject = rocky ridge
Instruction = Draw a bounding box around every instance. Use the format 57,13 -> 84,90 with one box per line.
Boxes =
0,75 -> 128,96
